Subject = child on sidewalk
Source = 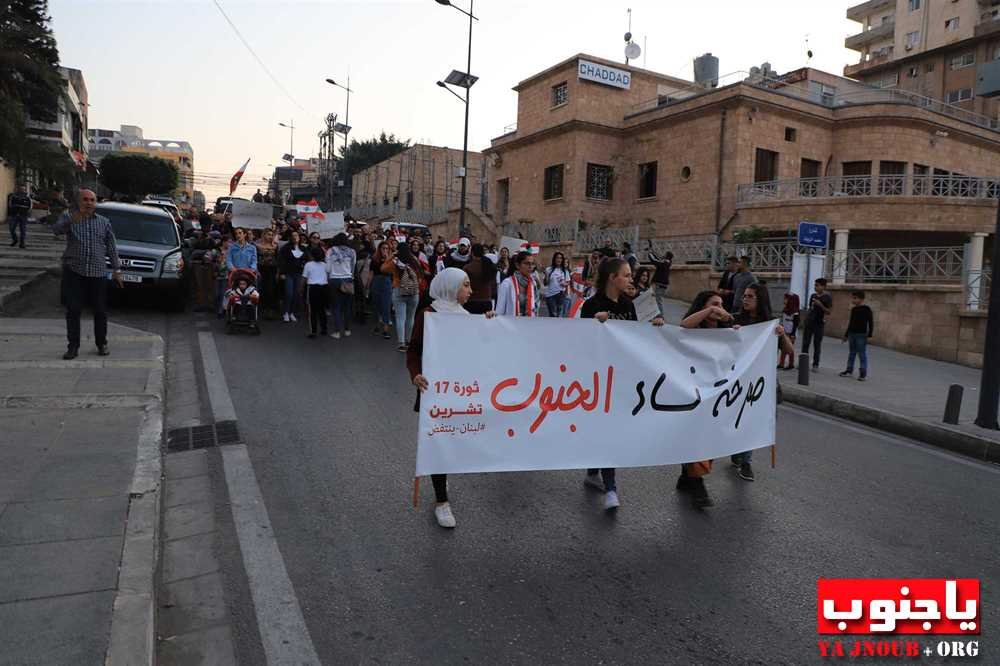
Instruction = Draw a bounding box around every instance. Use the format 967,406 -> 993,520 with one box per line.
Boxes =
840,290 -> 874,381
779,293 -> 800,370
302,246 -> 329,338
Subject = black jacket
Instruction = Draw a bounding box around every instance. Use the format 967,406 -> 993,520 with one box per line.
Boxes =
278,242 -> 308,276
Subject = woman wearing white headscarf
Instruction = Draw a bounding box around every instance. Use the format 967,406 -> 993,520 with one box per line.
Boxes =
407,268 -> 493,528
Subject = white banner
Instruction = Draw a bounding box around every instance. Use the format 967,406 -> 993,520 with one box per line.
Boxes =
416,317 -> 777,475
231,199 -> 273,230
308,211 -> 345,238
631,290 -> 660,323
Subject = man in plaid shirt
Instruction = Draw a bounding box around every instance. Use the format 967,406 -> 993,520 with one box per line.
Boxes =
52,189 -> 124,359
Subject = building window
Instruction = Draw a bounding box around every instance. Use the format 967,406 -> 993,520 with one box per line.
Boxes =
585,163 -> 613,200
754,148 -> 779,183
784,127 -> 797,142
926,62 -> 935,73
543,164 -> 564,200
842,161 -> 872,195
680,166 -> 692,181
950,53 -> 975,70
908,0 -> 920,12
551,82 -> 568,107
946,88 -> 973,103
878,161 -> 906,195
913,163 -> 929,195
638,161 -> 657,198
406,191 -> 414,210
908,66 -> 919,78
945,17 -> 960,32
905,31 -> 920,50
873,71 -> 899,88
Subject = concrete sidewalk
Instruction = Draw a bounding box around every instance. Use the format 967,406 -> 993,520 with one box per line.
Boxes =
0,317 -> 164,665
659,298 -> 1000,462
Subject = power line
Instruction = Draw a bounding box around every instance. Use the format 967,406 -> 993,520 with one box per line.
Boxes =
211,0 -> 309,114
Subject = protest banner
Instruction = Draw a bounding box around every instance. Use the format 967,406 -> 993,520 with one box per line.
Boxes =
307,211 -> 346,238
231,199 -> 274,230
631,290 -> 661,323
416,316 -> 777,475
500,235 -> 527,255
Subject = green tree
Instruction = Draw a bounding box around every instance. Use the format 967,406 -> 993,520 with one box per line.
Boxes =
0,0 -> 63,165
99,153 -> 179,201
338,132 -> 409,183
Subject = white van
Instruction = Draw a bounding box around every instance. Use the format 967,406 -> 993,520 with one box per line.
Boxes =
380,221 -> 431,239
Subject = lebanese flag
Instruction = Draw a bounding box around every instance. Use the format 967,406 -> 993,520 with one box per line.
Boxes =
519,242 -> 540,255
296,199 -> 324,218
229,157 -> 250,195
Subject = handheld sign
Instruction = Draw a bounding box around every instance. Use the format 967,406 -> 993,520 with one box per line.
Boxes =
231,200 -> 273,230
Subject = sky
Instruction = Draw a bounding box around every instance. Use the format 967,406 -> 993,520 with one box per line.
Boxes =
49,0 -> 858,202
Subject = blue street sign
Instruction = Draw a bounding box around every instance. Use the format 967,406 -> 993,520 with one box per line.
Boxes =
798,221 -> 829,249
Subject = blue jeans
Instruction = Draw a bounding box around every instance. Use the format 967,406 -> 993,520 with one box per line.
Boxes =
371,275 -> 393,326
329,278 -> 354,333
8,214 -> 27,245
545,293 -> 566,318
653,284 -> 669,316
847,333 -> 869,376
215,279 -> 227,314
282,274 -> 302,315
392,288 -> 420,345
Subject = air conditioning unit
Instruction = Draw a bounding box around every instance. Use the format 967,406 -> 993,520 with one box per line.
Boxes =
905,45 -> 913,51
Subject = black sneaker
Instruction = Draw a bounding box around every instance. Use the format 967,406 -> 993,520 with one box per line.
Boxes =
97,344 -> 110,356
676,473 -> 694,492
738,463 -> 755,482
689,477 -> 714,507
838,370 -> 852,377
63,348 -> 78,360
9,240 -> 17,247
858,375 -> 867,382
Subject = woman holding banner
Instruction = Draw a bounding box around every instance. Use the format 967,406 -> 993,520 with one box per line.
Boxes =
495,251 -> 538,317
678,290 -> 735,507
408,267 -> 495,528
728,283 -> 794,482
580,258 -> 665,511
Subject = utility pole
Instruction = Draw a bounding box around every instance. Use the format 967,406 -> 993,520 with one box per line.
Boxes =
975,205 -> 1000,429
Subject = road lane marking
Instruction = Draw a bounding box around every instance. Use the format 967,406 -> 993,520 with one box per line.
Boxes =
197,331 -> 237,422
199,330 -> 320,664
222,444 -> 321,665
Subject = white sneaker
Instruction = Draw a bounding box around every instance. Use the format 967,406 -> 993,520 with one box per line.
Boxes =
289,313 -> 297,322
344,330 -> 352,337
282,313 -> 290,322
330,332 -> 341,339
604,491 -> 620,510
583,473 -> 604,491
434,502 -> 456,528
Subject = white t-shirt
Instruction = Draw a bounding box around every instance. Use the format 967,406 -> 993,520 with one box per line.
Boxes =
291,247 -> 303,259
303,261 -> 328,285
541,266 -> 570,298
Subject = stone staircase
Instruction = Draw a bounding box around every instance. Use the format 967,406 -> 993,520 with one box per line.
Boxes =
0,223 -> 64,312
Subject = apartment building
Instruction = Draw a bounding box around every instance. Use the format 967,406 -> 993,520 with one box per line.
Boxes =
845,0 -> 1000,120
87,125 -> 195,202
350,144 -> 489,226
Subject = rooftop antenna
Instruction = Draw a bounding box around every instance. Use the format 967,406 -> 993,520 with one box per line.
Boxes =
624,8 -> 641,65
643,35 -> 647,68
806,34 -> 814,63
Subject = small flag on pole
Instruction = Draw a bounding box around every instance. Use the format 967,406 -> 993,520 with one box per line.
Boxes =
229,157 -> 251,195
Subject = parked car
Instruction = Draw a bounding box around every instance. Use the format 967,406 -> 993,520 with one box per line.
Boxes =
140,199 -> 200,235
381,221 -> 431,240
97,202 -> 185,310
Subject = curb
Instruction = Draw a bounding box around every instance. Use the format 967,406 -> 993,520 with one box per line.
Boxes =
105,332 -> 164,666
0,266 -> 60,314
782,385 -> 1000,464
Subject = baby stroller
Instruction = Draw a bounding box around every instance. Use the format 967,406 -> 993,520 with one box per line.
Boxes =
225,268 -> 262,335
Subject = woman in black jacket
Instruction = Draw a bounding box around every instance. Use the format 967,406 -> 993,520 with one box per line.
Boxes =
278,229 -> 308,322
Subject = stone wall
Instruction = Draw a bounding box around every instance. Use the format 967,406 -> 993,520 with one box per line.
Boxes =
957,311 -> 988,368
0,162 -> 15,221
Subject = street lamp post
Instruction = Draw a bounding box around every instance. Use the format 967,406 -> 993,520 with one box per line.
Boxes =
326,78 -> 354,211
278,121 -> 295,164
434,0 -> 478,238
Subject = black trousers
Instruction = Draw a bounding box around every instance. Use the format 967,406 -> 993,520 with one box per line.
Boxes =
432,474 -> 448,503
801,322 -> 825,367
63,269 -> 108,349
307,284 -> 328,334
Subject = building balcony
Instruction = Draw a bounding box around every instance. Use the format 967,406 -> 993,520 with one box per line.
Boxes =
975,13 -> 1000,38
846,0 -> 894,23
844,47 -> 894,77
737,175 -> 1000,206
845,20 -> 895,52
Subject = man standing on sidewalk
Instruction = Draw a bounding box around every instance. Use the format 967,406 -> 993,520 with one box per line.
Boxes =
647,245 -> 673,316
53,189 -> 124,359
729,256 -> 757,315
6,183 -> 32,248
801,277 -> 833,370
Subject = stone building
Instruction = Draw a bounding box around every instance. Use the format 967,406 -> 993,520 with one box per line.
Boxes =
87,125 -> 195,202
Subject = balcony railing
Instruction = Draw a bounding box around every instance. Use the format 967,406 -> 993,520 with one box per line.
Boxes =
627,71 -> 1000,133
846,0 -> 894,22
965,266 -> 993,310
845,20 -> 895,51
831,246 -> 966,284
737,175 -> 1000,205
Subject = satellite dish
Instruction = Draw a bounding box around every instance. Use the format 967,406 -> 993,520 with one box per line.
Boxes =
625,42 -> 641,60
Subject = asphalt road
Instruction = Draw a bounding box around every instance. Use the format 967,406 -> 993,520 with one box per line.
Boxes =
203,312 -> 1000,665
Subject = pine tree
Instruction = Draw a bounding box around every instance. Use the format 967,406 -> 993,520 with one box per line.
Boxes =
0,0 -> 63,163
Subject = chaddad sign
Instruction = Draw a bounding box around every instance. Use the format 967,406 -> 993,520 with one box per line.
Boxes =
578,59 -> 631,90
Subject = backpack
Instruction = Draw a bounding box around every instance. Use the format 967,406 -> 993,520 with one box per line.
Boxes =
398,264 -> 419,296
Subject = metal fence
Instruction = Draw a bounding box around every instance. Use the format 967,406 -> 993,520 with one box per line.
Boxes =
737,175 -> 1000,205
575,225 -> 640,254
830,246 -> 965,284
346,204 -> 449,225
646,234 -> 720,265
965,267 -> 993,311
